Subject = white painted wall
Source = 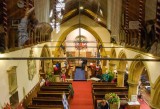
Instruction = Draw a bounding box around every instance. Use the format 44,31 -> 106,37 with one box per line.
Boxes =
0,43 -> 48,106
65,28 -> 97,52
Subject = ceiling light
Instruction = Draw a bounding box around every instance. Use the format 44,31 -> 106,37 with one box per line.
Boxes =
97,18 -> 101,21
79,6 -> 84,10
100,9 -> 103,16
49,10 -> 53,18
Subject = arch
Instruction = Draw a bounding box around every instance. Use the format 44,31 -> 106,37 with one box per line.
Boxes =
53,24 -> 107,57
150,76 -> 160,108
118,50 -> 127,70
109,48 -> 117,66
40,44 -> 53,74
128,54 -> 151,83
41,44 -> 51,57
110,48 -> 116,58
128,54 -> 152,100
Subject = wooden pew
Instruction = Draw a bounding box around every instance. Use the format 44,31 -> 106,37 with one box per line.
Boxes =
95,98 -> 128,109
92,87 -> 128,93
93,92 -> 128,99
92,82 -> 116,85
38,90 -> 69,93
92,83 -> 128,109
92,84 -> 117,88
37,92 -> 69,98
48,82 -> 72,86
32,97 -> 63,105
27,104 -> 64,109
42,85 -> 69,88
40,86 -> 69,91
93,95 -> 128,109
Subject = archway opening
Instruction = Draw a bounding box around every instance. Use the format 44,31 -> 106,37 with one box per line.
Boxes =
128,55 -> 151,106
40,45 -> 53,78
138,68 -> 151,104
118,51 -> 128,87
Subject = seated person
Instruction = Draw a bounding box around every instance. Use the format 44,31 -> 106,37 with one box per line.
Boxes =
97,99 -> 110,109
101,73 -> 109,82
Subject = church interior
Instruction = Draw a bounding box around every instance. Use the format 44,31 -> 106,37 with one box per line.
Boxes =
0,0 -> 160,109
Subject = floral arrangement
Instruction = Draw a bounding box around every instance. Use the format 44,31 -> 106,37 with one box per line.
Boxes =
45,72 -> 56,82
105,93 -> 120,104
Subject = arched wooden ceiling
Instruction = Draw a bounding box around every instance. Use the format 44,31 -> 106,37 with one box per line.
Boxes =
50,0 -> 108,27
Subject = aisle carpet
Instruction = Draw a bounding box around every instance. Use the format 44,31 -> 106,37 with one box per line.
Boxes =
74,68 -> 85,80
70,81 -> 94,109
138,99 -> 151,109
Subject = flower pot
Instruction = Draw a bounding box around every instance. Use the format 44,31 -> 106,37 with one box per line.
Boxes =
109,103 -> 119,109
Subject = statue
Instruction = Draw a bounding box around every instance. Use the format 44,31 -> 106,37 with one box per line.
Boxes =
27,48 -> 36,80
18,7 -> 35,47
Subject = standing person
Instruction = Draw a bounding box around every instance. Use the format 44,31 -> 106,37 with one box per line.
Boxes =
81,59 -> 87,70
61,68 -> 66,82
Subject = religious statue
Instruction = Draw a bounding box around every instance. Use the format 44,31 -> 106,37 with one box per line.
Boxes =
27,48 -> 36,80
18,7 -> 35,47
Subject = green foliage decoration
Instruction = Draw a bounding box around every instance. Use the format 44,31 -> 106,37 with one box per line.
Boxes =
105,93 -> 120,104
45,72 -> 56,82
107,70 -> 114,82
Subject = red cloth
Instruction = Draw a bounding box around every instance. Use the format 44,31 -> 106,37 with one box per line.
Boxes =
61,74 -> 66,82
54,67 -> 58,71
45,80 -> 49,86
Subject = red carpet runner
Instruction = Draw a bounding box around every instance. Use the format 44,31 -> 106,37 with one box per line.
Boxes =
70,81 -> 94,109
138,99 -> 151,109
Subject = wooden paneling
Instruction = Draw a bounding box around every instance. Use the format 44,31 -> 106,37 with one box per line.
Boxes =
86,52 -> 91,57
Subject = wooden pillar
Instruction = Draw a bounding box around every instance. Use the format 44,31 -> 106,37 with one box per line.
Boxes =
128,81 -> 138,100
3,0 -> 8,51
156,0 -> 160,40
117,70 -> 125,87
124,0 -> 129,45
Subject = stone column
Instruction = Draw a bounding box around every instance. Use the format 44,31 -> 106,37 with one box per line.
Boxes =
107,0 -> 112,30
149,86 -> 160,109
128,81 -> 138,100
117,70 -> 125,87
109,62 -> 116,72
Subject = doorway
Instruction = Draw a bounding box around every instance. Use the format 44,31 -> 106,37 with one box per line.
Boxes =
74,67 -> 86,80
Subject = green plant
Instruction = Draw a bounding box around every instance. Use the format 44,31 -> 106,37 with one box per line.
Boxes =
45,72 -> 56,82
107,70 -> 114,82
105,93 -> 120,104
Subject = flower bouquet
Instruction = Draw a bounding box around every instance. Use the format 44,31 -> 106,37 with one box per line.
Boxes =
105,93 -> 120,109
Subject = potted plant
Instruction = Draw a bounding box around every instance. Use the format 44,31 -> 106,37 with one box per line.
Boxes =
105,93 -> 120,109
45,72 -> 56,82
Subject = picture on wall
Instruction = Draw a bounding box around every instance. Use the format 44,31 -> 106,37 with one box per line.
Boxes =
7,66 -> 18,94
11,19 -> 20,27
27,48 -> 37,80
